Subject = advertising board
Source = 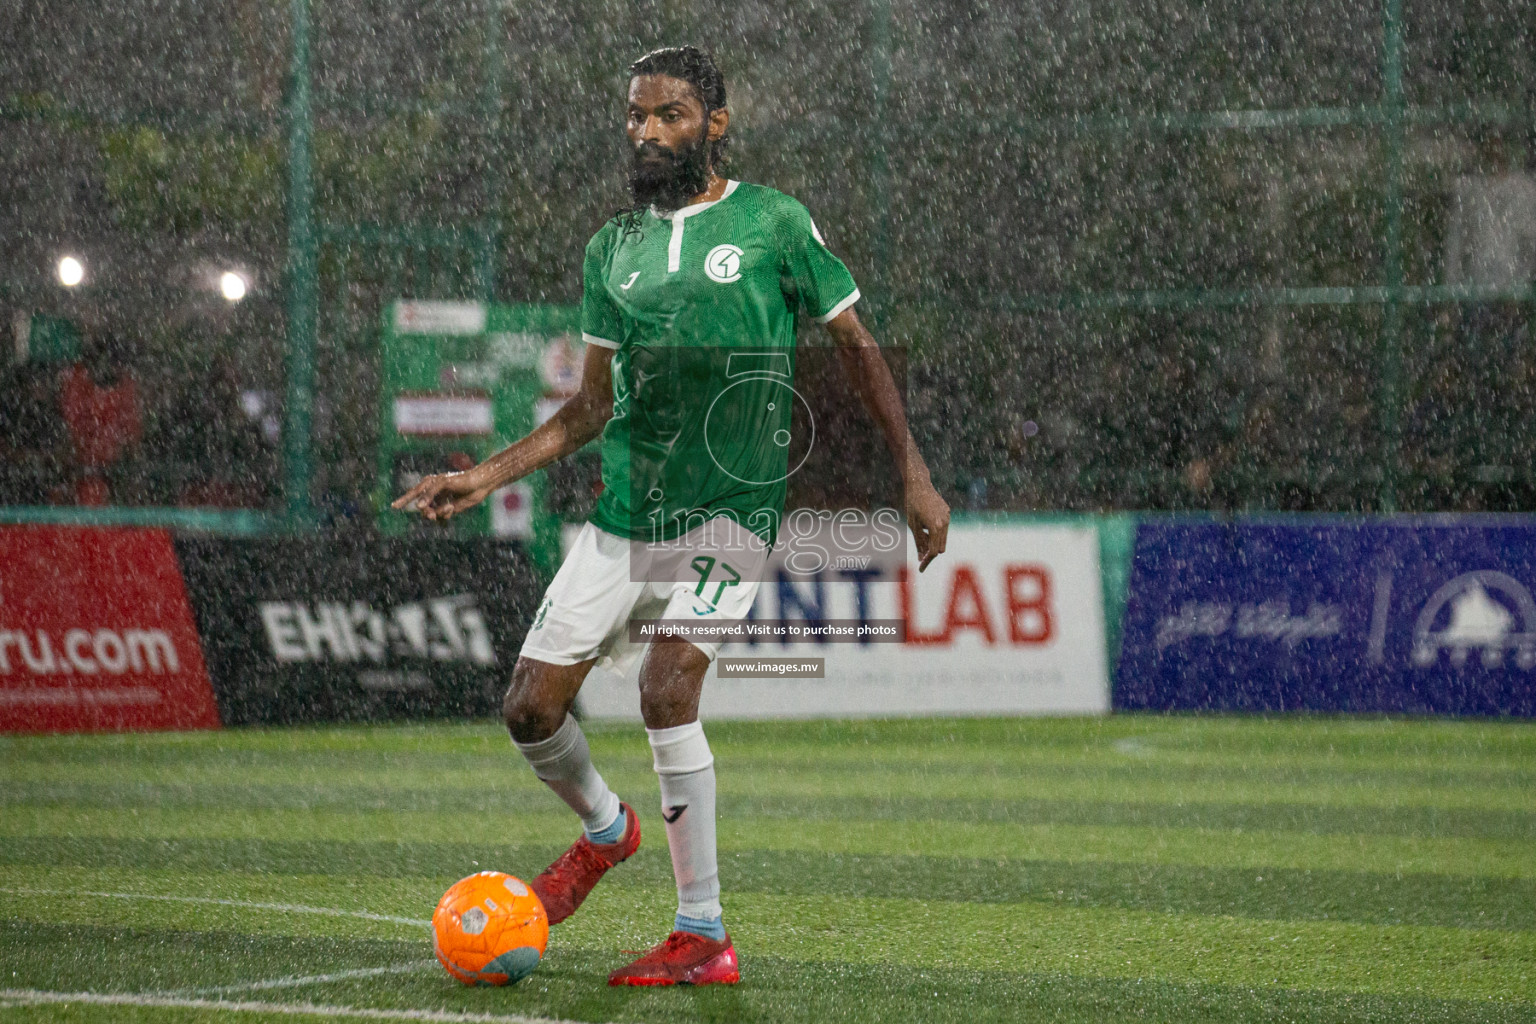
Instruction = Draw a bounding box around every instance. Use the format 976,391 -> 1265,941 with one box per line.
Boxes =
175,537 -> 541,724
577,522 -> 1111,718
1117,520 -> 1536,715
0,526 -> 219,733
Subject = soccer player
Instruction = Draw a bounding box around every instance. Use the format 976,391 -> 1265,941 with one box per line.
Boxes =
394,45 -> 949,986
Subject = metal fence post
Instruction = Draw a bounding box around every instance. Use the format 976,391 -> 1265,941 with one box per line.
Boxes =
477,0 -> 504,302
1377,0 -> 1406,512
869,0 -> 893,331
283,0 -> 318,529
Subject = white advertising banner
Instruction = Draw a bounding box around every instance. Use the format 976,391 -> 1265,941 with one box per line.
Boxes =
392,300 -> 487,336
489,482 -> 535,539
392,395 -> 494,436
577,522 -> 1110,719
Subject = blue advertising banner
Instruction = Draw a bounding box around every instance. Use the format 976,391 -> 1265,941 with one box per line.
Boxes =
1116,520 -> 1536,716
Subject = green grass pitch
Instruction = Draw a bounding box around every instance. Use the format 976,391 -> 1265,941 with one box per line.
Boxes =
1,715 -> 1533,1023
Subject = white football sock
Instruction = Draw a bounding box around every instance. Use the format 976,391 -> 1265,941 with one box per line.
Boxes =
647,721 -> 722,922
512,714 -> 621,838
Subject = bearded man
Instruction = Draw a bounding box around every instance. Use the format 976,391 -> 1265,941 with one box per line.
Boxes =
395,45 -> 949,986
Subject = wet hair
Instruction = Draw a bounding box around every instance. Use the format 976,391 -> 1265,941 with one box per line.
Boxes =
611,46 -> 730,239
628,46 -> 730,168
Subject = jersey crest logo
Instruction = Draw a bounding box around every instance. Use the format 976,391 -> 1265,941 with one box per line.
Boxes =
704,244 -> 744,284
620,270 -> 640,290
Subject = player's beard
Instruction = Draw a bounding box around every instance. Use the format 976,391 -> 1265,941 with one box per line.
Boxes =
628,126 -> 711,213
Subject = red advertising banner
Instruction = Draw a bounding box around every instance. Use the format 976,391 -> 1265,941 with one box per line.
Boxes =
0,526 -> 220,733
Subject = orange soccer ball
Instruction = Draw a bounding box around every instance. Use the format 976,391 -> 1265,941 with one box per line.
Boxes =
432,871 -> 549,986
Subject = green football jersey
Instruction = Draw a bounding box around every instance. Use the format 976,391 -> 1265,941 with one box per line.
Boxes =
580,180 -> 860,545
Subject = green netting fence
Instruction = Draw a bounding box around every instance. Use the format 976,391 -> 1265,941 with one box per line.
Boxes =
1,0 -> 1531,532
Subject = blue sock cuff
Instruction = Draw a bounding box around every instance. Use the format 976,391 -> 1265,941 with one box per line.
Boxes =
585,811 -> 626,845
675,913 -> 726,941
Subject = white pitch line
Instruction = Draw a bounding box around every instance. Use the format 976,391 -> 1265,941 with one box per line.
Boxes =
0,886 -> 429,927
183,962 -> 435,997
0,990 -> 602,1024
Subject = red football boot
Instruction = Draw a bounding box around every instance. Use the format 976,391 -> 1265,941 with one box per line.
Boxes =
529,802 -> 640,925
607,930 -> 740,987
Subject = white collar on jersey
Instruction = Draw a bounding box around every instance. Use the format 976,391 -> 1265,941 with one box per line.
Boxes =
649,179 -> 740,221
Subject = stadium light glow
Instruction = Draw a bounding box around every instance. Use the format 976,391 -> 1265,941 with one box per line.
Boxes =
220,271 -> 248,302
56,255 -> 84,288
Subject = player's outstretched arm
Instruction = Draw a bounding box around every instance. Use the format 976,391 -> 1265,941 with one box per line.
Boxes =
823,307 -> 950,572
392,343 -> 616,523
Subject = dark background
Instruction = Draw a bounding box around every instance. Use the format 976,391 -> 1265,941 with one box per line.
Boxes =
1,0 -> 1532,522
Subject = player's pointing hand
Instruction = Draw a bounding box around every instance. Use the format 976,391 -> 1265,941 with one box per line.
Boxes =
908,481 -> 950,573
392,469 -> 494,523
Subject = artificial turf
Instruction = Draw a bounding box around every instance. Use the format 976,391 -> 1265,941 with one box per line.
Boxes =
0,715 -> 1532,1022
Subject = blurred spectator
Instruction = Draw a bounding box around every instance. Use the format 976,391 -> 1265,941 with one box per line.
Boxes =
0,363 -> 69,505
1443,132 -> 1536,503
1128,343 -> 1229,508
1445,132 -> 1536,294
162,355 -> 275,508
1170,389 -> 1280,512
59,332 -> 144,506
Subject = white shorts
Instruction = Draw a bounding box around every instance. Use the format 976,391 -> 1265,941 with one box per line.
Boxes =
519,518 -> 768,671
